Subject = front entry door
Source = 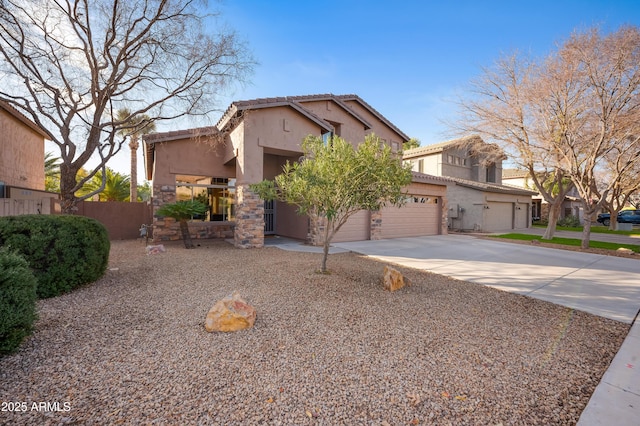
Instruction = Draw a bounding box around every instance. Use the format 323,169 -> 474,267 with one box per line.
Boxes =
264,200 -> 275,235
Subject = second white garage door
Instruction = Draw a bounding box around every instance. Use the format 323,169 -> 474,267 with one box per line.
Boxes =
484,202 -> 513,232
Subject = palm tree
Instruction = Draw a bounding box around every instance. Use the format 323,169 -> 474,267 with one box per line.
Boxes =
116,109 -> 156,202
78,168 -> 130,201
44,152 -> 60,192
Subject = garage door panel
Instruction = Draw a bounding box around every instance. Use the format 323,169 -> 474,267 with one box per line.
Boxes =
514,204 -> 528,229
333,210 -> 369,242
484,202 -> 513,232
381,202 -> 439,238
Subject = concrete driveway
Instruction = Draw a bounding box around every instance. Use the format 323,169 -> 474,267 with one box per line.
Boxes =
334,234 -> 640,324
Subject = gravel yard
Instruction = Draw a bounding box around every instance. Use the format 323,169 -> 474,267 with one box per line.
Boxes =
0,239 -> 628,425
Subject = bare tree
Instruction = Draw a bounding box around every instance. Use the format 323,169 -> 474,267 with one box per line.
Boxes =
454,26 -> 640,248
0,0 -> 253,213
543,27 -> 640,247
451,53 -> 573,239
599,137 -> 640,229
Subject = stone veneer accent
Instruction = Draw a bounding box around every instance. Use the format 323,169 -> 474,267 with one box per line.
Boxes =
307,214 -> 326,246
234,184 -> 264,248
439,197 -> 449,235
369,210 -> 382,240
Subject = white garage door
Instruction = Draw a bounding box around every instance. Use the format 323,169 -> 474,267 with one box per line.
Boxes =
380,196 -> 440,239
484,202 -> 513,232
333,210 -> 370,242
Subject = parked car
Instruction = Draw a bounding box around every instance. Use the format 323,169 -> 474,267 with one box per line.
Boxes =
596,209 -> 640,226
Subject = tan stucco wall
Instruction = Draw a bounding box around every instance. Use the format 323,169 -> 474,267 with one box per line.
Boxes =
151,138 -> 234,186
245,107 -> 322,158
0,107 -> 45,191
275,201 -> 308,240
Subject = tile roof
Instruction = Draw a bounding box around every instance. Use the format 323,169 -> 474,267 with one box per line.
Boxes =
411,171 -> 453,185
143,126 -> 219,144
403,135 -> 484,159
502,168 -> 529,179
448,175 -> 538,195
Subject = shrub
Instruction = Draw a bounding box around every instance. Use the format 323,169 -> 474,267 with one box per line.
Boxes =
0,247 -> 38,355
557,215 -> 581,228
0,215 -> 110,298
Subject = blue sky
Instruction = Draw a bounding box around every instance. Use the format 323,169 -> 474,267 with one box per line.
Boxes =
105,0 -> 640,177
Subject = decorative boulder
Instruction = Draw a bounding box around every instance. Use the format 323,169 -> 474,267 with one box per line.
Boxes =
383,266 -> 409,292
205,292 -> 256,332
617,247 -> 634,255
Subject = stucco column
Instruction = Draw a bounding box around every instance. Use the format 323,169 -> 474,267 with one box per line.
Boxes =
234,184 -> 264,248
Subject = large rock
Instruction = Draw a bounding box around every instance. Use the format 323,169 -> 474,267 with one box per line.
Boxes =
383,266 -> 409,292
205,292 -> 256,332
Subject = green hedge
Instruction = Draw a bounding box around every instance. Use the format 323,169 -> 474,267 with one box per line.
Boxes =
0,247 -> 38,355
0,215 -> 110,298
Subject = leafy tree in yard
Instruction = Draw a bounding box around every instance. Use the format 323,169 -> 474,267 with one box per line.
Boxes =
252,134 -> 412,273
78,168 -> 130,201
403,138 -> 421,150
0,0 -> 253,213
156,200 -> 207,249
137,181 -> 152,202
44,152 -> 60,192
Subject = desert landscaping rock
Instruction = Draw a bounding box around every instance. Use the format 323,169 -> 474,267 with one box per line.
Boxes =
383,265 -> 409,292
205,291 -> 257,332
0,240 -> 628,425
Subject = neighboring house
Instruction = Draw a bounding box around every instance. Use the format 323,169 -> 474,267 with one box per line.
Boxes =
404,135 -> 536,232
0,100 -> 48,195
0,100 -> 57,216
144,94 -> 449,248
502,169 -> 583,223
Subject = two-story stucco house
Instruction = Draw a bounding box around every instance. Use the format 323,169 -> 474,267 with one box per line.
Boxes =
404,135 -> 536,232
144,94 -> 449,248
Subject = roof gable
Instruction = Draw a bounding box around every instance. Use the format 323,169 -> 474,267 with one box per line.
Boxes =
216,96 -> 335,134
216,93 -> 408,141
337,94 -> 410,142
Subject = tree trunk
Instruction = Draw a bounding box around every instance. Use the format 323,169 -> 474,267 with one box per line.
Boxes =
581,214 -> 592,249
59,163 -> 79,214
129,136 -> 139,202
179,219 -> 195,249
609,211 -> 618,231
320,221 -> 331,273
542,200 -> 563,240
